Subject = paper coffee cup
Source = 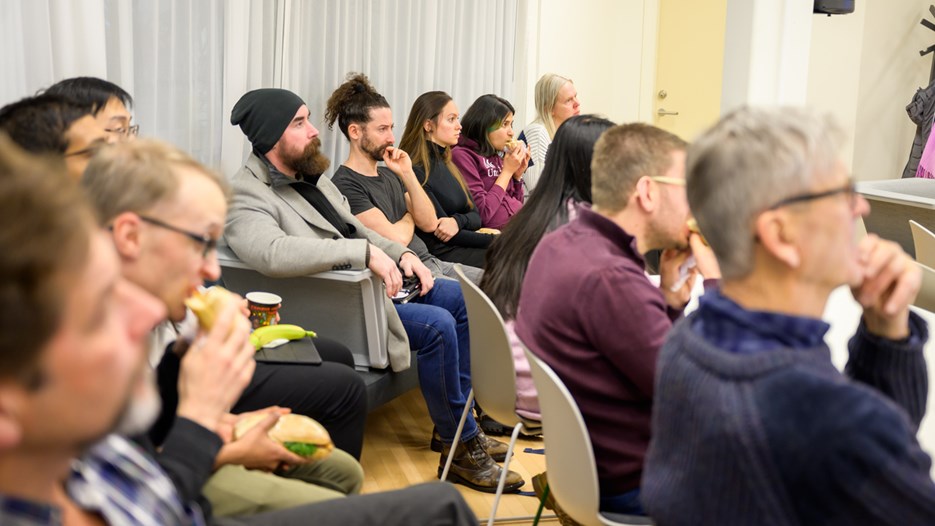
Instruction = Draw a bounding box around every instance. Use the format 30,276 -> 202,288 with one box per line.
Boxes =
246,292 -> 282,329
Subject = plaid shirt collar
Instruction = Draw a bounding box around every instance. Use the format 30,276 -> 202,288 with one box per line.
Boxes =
67,434 -> 204,526
692,288 -> 830,355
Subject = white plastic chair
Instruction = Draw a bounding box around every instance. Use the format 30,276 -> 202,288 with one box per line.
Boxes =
440,265 -> 542,526
523,345 -> 653,526
912,261 -> 935,314
910,220 -> 935,267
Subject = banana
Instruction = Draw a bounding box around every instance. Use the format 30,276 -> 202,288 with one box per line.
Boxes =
250,324 -> 317,350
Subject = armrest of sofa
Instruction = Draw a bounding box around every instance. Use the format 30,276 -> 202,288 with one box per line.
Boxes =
217,246 -> 389,369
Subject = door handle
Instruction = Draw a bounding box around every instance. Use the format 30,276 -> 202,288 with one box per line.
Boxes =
657,108 -> 679,116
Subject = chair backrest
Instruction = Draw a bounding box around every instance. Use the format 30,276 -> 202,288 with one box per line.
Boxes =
913,261 -> 935,314
453,265 -> 523,428
910,220 -> 935,267
523,345 -> 604,526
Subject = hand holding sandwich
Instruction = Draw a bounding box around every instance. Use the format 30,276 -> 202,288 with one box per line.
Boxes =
214,408 -> 307,472
177,288 -> 256,433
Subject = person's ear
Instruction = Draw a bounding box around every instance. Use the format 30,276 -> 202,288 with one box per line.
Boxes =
110,212 -> 144,260
755,211 -> 801,269
423,120 -> 434,134
0,386 -> 25,451
348,123 -> 363,142
633,177 -> 658,214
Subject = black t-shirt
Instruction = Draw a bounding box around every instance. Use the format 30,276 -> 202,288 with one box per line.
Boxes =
332,165 -> 434,261
332,166 -> 409,221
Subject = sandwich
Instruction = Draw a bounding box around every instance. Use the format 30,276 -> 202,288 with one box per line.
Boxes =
234,413 -> 334,461
184,286 -> 238,330
504,139 -> 521,152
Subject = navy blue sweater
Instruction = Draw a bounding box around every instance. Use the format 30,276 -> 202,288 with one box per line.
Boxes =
643,310 -> 935,525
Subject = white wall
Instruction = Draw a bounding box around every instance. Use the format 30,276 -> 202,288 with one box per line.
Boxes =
721,0 -> 813,111
516,0 -> 647,130
806,7 -> 867,172
852,1 -> 933,181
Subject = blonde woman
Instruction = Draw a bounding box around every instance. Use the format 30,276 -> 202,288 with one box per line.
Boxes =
520,74 -> 580,193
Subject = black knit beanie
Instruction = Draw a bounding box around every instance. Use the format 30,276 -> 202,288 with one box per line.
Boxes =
230,88 -> 306,154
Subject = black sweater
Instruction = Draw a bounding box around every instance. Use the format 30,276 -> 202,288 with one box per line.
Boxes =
414,143 -> 493,252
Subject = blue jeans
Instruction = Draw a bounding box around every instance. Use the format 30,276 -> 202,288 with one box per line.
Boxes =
395,278 -> 478,444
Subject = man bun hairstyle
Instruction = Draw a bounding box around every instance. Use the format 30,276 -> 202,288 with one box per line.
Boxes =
324,72 -> 390,140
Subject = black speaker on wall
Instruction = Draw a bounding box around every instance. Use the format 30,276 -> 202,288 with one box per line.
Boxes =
814,0 -> 855,15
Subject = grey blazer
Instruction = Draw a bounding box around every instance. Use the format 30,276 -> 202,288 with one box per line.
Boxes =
225,153 -> 414,371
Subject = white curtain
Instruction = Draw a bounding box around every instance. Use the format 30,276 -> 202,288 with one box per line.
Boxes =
280,0 -> 520,171
1,0 -> 522,177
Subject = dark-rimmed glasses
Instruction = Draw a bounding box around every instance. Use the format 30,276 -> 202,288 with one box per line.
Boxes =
139,215 -> 217,257
766,180 -> 857,211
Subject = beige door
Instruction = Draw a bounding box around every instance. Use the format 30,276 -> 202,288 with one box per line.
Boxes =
653,0 -> 728,142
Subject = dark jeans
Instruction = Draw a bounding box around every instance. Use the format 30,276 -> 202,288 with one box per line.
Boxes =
600,487 -> 645,516
395,278 -> 477,444
231,337 -> 367,459
216,482 -> 477,526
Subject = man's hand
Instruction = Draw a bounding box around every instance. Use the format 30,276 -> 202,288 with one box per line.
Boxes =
399,252 -> 435,296
176,299 -> 256,432
851,234 -> 921,340
435,217 -> 459,242
369,244 -> 403,298
383,146 -> 414,178
214,411 -> 306,472
659,247 -> 698,311
215,406 -> 290,444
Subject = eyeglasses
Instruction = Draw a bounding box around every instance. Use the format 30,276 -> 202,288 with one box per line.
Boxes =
138,215 -> 218,257
766,180 -> 857,211
104,124 -> 140,138
648,176 -> 686,186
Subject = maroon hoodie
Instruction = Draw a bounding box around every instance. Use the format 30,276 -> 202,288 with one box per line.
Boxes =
451,136 -> 524,229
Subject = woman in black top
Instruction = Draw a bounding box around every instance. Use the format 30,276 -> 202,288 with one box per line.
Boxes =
400,91 -> 493,268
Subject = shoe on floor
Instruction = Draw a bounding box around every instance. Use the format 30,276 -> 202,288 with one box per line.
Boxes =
437,435 -> 524,493
431,428 -> 509,462
476,407 -> 509,436
532,471 -> 584,526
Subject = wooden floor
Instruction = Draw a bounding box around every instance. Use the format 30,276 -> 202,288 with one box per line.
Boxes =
359,388 -> 559,524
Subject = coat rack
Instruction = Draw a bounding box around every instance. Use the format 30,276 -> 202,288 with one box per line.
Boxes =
920,5 -> 935,83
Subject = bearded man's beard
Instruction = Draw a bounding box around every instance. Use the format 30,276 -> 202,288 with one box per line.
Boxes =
361,133 -> 391,162
284,137 -> 331,178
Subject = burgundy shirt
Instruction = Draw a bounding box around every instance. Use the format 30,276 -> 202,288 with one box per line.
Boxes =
451,136 -> 524,229
515,204 -> 681,496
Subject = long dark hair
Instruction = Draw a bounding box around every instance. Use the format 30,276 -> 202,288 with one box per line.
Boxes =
481,114 -> 614,318
459,94 -> 514,157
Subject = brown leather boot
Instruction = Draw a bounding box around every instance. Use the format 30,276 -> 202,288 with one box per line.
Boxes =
438,435 -> 525,493
430,428 -> 510,462
476,430 -> 510,462
532,471 -> 584,526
